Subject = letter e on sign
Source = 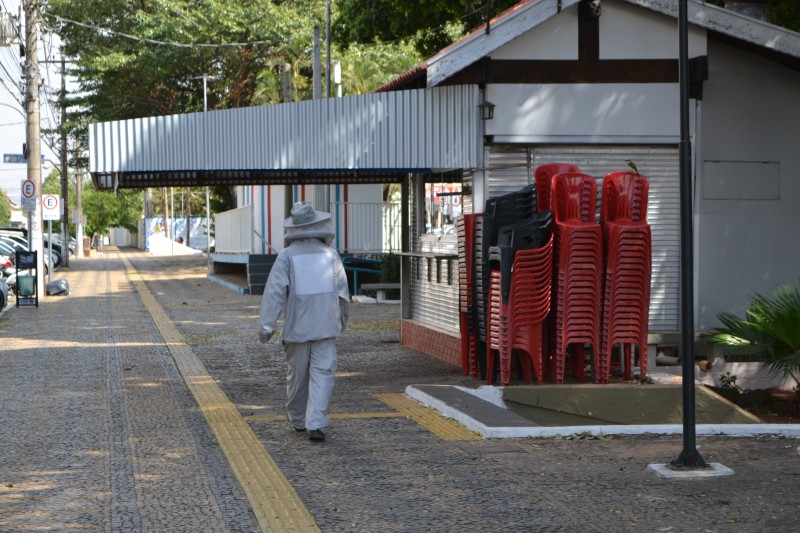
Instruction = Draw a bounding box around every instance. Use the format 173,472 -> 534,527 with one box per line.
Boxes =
21,179 -> 35,199
42,194 -> 60,221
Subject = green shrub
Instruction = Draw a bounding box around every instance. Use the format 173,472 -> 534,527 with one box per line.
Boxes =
379,253 -> 400,299
709,281 -> 800,407
380,253 -> 400,283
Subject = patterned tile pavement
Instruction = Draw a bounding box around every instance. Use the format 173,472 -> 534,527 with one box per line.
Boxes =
0,248 -> 798,532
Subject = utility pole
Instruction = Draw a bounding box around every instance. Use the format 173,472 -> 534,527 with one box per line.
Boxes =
326,0 -> 331,98
201,74 -> 212,256
313,26 -> 321,99
283,64 -> 293,219
188,73 -> 217,256
75,169 -> 83,258
24,0 -> 44,297
60,55 -> 68,267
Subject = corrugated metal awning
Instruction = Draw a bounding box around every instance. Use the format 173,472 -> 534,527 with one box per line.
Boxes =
89,86 -> 480,190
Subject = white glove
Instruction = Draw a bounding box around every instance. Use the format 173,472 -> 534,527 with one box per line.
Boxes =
259,332 -> 273,343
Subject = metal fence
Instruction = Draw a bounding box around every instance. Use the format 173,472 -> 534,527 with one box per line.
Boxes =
212,201 -> 401,255
214,204 -> 253,254
330,201 -> 401,254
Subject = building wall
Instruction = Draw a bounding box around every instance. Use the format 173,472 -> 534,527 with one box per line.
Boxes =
400,319 -> 461,368
238,183 -> 383,253
599,0 -> 706,59
696,39 -> 800,328
486,82 -> 680,143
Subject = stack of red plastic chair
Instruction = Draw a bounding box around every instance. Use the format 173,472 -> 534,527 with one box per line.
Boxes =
535,163 -> 581,212
552,173 -> 603,384
534,163 -> 580,377
501,233 -> 553,385
457,214 -> 480,377
486,268 -> 508,383
600,171 -> 651,382
485,218 -> 553,386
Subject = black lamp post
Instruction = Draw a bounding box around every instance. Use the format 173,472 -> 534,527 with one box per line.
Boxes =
671,0 -> 707,470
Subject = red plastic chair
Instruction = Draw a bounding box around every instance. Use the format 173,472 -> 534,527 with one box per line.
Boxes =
486,235 -> 554,386
535,163 -> 581,212
551,173 -> 603,384
599,172 -> 651,382
600,220 -> 652,382
457,214 -> 480,377
505,233 -> 554,385
486,269 -> 507,384
601,171 -> 649,223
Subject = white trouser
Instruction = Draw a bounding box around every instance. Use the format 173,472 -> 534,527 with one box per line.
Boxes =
284,338 -> 337,431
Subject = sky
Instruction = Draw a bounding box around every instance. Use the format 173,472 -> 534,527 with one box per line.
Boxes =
0,0 -> 65,205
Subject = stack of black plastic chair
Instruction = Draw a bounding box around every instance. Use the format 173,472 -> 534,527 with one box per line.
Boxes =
472,216 -> 488,379
473,185 -> 537,379
485,211 -> 554,385
470,185 -> 535,381
492,212 -> 553,303
456,214 -> 480,378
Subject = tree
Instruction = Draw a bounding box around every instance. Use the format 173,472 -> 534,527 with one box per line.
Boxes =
0,190 -> 11,225
769,0 -> 800,31
333,0 -> 520,57
705,1 -> 800,31
44,0 -> 426,230
81,187 -> 143,235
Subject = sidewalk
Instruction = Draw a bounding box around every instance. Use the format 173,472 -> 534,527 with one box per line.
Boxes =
1,248 -> 798,532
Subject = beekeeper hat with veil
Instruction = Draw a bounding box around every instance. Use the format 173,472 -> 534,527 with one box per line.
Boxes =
282,202 -> 335,245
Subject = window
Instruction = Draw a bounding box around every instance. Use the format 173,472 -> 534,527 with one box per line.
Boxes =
421,180 -> 462,237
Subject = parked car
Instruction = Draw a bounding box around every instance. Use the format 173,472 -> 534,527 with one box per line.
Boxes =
0,237 -> 60,268
51,234 -> 76,256
0,276 -> 8,310
0,240 -> 50,276
44,235 -> 70,259
0,254 -> 12,281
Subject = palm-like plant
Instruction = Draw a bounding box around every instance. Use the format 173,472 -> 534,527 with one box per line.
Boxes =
710,281 -> 800,410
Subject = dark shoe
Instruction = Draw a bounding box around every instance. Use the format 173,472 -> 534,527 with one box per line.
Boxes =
309,429 -> 325,441
288,414 -> 305,432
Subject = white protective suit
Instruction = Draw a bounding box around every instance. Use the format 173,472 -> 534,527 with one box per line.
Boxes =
259,218 -> 350,432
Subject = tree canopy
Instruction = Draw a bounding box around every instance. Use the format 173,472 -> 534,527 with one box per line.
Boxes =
45,0 -> 426,218
0,190 -> 10,225
333,0 -> 520,58
44,0 -> 800,232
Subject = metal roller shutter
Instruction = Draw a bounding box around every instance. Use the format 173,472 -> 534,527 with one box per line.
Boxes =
487,147 -> 533,198
409,175 -> 461,333
486,145 -> 680,332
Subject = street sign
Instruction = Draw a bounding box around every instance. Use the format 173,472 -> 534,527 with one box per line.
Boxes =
3,154 -> 45,164
21,179 -> 35,198
42,194 -> 60,221
21,179 -> 36,212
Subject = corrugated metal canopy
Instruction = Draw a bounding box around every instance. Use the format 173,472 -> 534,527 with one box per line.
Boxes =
89,86 -> 480,190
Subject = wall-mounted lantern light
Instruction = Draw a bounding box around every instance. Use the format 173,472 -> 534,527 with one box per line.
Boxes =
478,99 -> 496,120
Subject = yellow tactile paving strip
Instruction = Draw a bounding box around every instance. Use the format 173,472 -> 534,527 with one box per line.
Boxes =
375,393 -> 482,441
247,399 -> 480,442
119,253 -> 319,532
246,412 -> 406,422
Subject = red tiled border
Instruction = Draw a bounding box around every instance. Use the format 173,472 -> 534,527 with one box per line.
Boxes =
400,320 -> 461,367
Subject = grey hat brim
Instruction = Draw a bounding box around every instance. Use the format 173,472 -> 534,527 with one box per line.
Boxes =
282,211 -> 331,228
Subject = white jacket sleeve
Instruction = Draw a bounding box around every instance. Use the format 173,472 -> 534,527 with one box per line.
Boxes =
336,257 -> 350,331
258,252 -> 290,336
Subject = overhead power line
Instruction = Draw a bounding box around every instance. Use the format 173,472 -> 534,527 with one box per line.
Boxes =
46,14 -> 289,49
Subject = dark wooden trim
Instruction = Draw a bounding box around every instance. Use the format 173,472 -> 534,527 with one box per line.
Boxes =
442,57 -> 709,87
578,0 -> 600,61
688,56 -> 708,100
444,59 -> 674,84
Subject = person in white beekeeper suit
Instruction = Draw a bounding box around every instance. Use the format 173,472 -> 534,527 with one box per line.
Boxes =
258,202 -> 350,442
